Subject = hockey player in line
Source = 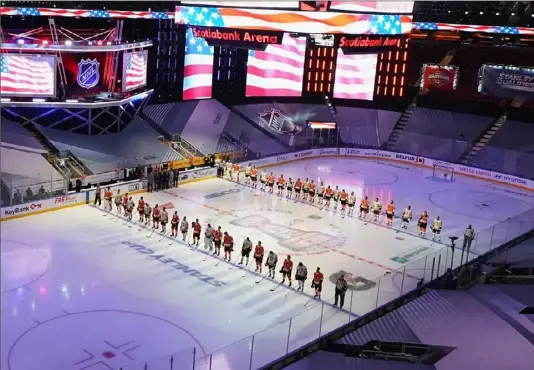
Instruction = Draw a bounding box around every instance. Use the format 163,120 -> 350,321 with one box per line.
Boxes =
104,187 -> 113,212
277,174 -> 285,196
280,255 -> 293,287
286,177 -> 293,199
190,219 -> 201,245
250,167 -> 259,190
180,216 -> 189,241
232,163 -> 240,183
295,262 -> 307,292
171,211 -> 179,238
254,241 -> 264,273
144,203 -> 152,227
308,180 -> 316,203
347,192 -> 356,216
294,178 -> 302,200
213,226 -> 223,256
160,207 -> 169,234
302,178 -> 309,202
122,192 -> 129,215
267,172 -> 275,194
124,197 -> 134,222
371,198 -> 382,222
152,204 -> 161,229
359,196 -> 369,219
311,267 -> 324,299
240,237 -> 253,265
266,250 -> 278,279
340,189 -> 348,216
223,231 -> 234,261
332,186 -> 340,210
418,211 -> 429,237
260,170 -> 268,192
138,197 -> 145,223
385,200 -> 395,226
323,186 -> 333,209
431,216 -> 443,241
225,161 -> 232,180
204,224 -> 214,251
401,205 -> 412,229
245,164 -> 251,185
115,189 -> 122,214
317,182 -> 325,205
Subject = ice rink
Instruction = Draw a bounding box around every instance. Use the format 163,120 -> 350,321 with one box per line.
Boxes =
2,157 -> 534,370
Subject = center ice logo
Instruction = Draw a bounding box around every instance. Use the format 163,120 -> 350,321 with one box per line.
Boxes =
226,210 -> 345,254
329,270 -> 376,291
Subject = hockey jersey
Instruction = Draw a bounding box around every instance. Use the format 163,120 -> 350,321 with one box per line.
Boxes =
266,253 -> 278,267
295,264 -> 307,279
242,239 -> 252,251
161,211 -> 168,223
144,205 -> 151,216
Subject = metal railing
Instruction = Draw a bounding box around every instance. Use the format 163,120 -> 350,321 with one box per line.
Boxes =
111,202 -> 534,370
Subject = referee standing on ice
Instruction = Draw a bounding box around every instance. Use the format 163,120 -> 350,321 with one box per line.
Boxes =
334,274 -> 348,309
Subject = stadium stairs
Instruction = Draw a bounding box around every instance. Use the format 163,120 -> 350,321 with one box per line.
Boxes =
459,113 -> 508,164
138,111 -> 202,157
23,122 -> 89,177
385,98 -> 418,150
218,100 -> 292,150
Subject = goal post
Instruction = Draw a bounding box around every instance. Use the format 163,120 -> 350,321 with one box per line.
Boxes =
432,164 -> 454,182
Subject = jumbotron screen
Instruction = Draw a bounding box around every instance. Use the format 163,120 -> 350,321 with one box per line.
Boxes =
333,52 -> 378,101
329,1 -> 414,13
245,33 -> 307,97
0,54 -> 56,97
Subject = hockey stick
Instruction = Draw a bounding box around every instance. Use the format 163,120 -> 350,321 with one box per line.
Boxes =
270,280 -> 284,292
215,256 -> 224,266
255,270 -> 270,284
168,235 -> 177,246
202,249 -> 210,261
229,253 -> 241,270
241,258 -> 252,277
147,227 -> 156,238
158,230 -> 167,242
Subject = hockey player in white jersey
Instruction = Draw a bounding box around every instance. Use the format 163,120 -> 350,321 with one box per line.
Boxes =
204,224 -> 214,251
245,165 -> 252,185
114,190 -> 122,214
286,177 -> 293,199
302,178 -> 309,202
371,198 -> 382,222
317,182 -> 325,205
180,216 -> 189,242
265,251 -> 278,279
295,262 -> 308,292
401,205 -> 412,229
144,203 -> 152,227
160,207 -> 169,234
431,216 -> 443,241
260,170 -> 268,192
347,192 -> 356,216
240,237 -> 253,265
126,197 -> 135,221
332,186 -> 340,210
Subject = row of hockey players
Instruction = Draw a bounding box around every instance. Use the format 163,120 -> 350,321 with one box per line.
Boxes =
220,165 -> 444,241
102,190 -> 327,298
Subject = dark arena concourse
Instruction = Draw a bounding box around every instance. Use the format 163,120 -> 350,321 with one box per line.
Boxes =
1,1 -> 534,370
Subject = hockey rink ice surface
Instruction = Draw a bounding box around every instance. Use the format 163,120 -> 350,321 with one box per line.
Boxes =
2,157 -> 534,370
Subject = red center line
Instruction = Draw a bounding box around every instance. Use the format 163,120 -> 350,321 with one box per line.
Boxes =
162,189 -> 419,279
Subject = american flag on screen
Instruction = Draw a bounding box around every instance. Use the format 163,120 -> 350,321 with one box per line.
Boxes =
0,54 -> 55,96
246,34 -> 306,97
182,8 -> 218,100
124,51 -> 147,91
329,1 -> 414,14
333,53 -> 378,101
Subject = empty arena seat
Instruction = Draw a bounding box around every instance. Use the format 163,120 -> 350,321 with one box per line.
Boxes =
0,119 -> 46,152
36,116 -> 169,174
335,108 -> 400,147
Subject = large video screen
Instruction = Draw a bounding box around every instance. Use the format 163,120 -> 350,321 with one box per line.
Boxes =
122,50 -> 148,92
183,27 -> 215,100
182,1 -> 299,8
246,33 -> 306,97
1,54 -> 56,97
329,1 -> 414,13
478,64 -> 534,100
333,52 -> 377,101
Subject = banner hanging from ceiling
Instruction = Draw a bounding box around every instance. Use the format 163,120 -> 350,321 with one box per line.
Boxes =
420,64 -> 459,93
478,65 -> 534,100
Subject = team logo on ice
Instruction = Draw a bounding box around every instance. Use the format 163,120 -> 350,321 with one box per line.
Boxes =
77,59 -> 100,89
213,208 -> 346,255
258,108 -> 303,135
329,270 -> 376,291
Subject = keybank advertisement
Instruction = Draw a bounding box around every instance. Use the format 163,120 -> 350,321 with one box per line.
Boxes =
479,65 -> 534,100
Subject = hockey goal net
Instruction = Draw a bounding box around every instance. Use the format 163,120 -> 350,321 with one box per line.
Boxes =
432,164 -> 454,182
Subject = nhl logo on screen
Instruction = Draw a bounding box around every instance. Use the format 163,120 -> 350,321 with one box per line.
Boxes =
77,59 -> 100,89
